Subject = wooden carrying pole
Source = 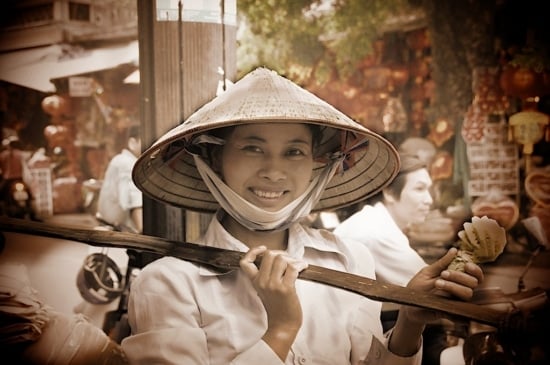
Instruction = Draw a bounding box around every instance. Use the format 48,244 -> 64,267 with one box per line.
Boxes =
0,217 -> 512,328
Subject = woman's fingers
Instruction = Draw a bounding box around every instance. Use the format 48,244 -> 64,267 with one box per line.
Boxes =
281,257 -> 308,286
240,247 -> 308,287
257,250 -> 307,288
240,245 -> 267,279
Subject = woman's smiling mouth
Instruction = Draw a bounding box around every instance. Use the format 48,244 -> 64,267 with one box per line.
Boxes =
251,189 -> 286,200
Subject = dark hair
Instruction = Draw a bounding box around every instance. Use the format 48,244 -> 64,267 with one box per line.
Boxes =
308,124 -> 323,151
368,153 -> 427,204
127,124 -> 140,140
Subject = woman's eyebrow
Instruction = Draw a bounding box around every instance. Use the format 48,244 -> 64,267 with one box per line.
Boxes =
288,136 -> 311,144
241,135 -> 265,142
239,136 -> 310,145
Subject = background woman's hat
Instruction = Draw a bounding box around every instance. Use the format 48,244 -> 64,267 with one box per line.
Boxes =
133,67 -> 400,212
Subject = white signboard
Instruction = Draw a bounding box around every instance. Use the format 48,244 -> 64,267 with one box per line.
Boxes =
68,76 -> 95,97
156,0 -> 237,25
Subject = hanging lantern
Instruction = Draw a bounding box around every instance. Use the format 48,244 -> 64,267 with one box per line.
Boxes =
499,65 -> 550,100
429,150 -> 453,181
41,95 -> 69,117
508,110 -> 549,173
389,65 -> 410,91
427,117 -> 454,147
508,110 -> 549,153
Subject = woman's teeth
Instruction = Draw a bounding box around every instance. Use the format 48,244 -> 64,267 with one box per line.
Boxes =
253,190 -> 284,199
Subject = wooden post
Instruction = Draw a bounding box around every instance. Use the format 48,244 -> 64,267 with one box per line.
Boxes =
136,0 -> 236,242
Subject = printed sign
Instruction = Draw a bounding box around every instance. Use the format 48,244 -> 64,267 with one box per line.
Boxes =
156,0 -> 237,25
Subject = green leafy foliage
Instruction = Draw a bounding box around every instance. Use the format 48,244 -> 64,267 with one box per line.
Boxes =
237,0 -> 413,82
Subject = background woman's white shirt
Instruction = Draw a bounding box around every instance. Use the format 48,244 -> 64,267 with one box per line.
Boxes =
333,202 -> 427,287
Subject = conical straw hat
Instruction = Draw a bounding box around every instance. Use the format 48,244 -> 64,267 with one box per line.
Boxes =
133,67 -> 400,212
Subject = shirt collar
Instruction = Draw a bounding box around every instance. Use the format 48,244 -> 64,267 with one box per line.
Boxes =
198,211 -> 351,275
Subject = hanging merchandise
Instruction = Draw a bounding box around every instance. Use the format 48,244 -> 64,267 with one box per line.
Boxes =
500,64 -> 550,101
389,65 -> 410,92
427,117 -> 454,147
526,166 -> 550,243
41,95 -> 70,119
461,67 -> 510,144
525,166 -> 550,208
429,150 -> 454,181
463,67 -> 519,197
466,120 -> 519,197
471,188 -> 520,230
529,204 -> 550,249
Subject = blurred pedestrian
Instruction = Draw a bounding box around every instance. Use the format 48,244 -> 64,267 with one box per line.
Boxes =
97,124 -> 142,233
334,153 -> 433,287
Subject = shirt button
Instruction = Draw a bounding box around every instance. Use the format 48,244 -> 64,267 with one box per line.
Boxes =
299,357 -> 306,363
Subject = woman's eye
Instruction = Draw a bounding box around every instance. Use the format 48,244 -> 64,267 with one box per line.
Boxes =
242,145 -> 262,153
287,148 -> 307,157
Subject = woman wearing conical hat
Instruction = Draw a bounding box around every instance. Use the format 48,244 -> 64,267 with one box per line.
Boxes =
122,68 -> 483,364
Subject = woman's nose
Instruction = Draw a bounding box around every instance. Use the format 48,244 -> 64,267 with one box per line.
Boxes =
259,156 -> 287,181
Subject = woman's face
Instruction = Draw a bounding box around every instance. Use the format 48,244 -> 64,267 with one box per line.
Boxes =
219,123 -> 314,212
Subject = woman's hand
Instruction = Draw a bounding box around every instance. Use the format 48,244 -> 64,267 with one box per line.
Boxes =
389,248 -> 484,356
240,246 -> 308,360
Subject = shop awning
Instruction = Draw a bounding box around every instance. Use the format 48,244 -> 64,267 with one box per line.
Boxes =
0,41 -> 139,93
123,69 -> 140,84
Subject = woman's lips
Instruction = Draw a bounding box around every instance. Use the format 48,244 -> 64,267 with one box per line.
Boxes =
248,189 -> 291,210
251,189 -> 286,200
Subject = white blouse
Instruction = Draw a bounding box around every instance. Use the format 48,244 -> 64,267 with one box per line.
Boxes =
121,215 -> 421,364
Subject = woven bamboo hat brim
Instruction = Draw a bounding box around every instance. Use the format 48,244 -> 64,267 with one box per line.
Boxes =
133,67 -> 400,213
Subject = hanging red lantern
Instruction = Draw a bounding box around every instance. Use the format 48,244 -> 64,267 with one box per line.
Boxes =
406,29 -> 430,51
499,65 -> 550,99
389,65 -> 410,91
